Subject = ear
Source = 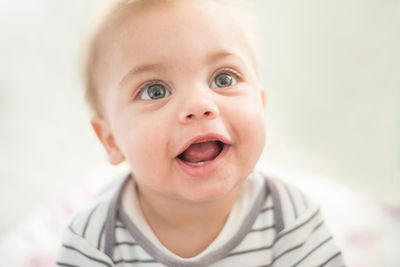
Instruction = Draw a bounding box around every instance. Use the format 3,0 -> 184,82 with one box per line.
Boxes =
260,89 -> 267,108
91,116 -> 125,165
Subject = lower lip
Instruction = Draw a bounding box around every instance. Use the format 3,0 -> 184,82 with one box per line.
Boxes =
175,144 -> 231,178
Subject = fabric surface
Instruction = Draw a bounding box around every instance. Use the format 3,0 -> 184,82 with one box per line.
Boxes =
1,167 -> 398,266
55,171 -> 344,266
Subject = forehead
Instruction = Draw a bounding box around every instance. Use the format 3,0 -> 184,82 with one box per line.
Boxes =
97,0 -> 256,75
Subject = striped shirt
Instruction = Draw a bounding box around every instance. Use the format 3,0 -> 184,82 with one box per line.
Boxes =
55,172 -> 345,266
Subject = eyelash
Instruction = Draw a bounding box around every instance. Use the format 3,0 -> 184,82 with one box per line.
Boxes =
132,67 -> 243,100
134,79 -> 169,100
212,68 -> 242,84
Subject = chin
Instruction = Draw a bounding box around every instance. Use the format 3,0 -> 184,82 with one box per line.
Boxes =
178,174 -> 243,204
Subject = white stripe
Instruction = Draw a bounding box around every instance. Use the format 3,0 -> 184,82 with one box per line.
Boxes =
113,243 -> 155,264
296,238 -> 341,266
213,248 -> 273,266
228,226 -> 275,256
272,179 -> 298,227
56,228 -> 114,266
115,227 -> 136,243
273,207 -> 322,255
84,201 -> 109,247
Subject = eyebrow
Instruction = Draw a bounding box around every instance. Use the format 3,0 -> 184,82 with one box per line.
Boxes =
206,50 -> 236,65
119,63 -> 166,88
118,50 -> 238,88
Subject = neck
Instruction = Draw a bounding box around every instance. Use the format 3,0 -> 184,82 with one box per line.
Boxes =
136,183 -> 241,257
137,184 -> 239,230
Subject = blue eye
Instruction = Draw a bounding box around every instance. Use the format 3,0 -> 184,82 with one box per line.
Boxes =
139,84 -> 171,100
210,73 -> 237,88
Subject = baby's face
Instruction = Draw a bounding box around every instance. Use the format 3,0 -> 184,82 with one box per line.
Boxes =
92,0 -> 266,203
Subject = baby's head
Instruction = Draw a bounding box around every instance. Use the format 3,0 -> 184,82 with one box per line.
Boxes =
86,0 -> 267,203
85,0 -> 263,115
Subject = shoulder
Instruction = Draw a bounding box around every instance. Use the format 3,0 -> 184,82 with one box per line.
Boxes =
55,175 -> 127,266
257,172 -> 345,266
262,174 -> 316,231
68,198 -> 110,247
55,198 -> 114,266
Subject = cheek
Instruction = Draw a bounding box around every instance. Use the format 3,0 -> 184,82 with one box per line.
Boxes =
117,115 -> 171,178
230,91 -> 265,126
229,93 -> 266,156
242,110 -> 266,154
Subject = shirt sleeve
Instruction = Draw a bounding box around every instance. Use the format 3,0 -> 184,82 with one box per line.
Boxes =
55,225 -> 115,267
268,178 -> 346,266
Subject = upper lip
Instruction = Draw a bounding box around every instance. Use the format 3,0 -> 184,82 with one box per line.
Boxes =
176,133 -> 232,157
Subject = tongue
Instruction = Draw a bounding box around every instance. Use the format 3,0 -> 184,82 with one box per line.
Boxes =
180,141 -> 221,163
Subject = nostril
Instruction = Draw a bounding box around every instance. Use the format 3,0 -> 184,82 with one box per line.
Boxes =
182,108 -> 217,122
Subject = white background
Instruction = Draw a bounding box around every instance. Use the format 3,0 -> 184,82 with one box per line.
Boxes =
0,0 -> 399,234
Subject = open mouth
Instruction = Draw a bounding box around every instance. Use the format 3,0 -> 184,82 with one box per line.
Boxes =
177,140 -> 225,166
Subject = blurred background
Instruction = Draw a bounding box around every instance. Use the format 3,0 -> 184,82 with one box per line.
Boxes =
0,0 -> 399,266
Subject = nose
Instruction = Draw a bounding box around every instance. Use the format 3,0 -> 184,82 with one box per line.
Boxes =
178,92 -> 219,124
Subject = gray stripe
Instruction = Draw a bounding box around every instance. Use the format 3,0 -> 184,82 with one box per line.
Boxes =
319,251 -> 343,266
97,221 -> 106,250
82,204 -> 98,238
117,173 -> 270,266
282,182 -> 298,219
292,235 -> 333,266
264,178 -> 285,233
61,244 -> 112,267
55,262 -> 79,267
104,173 -> 132,260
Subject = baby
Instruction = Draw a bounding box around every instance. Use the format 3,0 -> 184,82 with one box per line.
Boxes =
56,0 -> 344,266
